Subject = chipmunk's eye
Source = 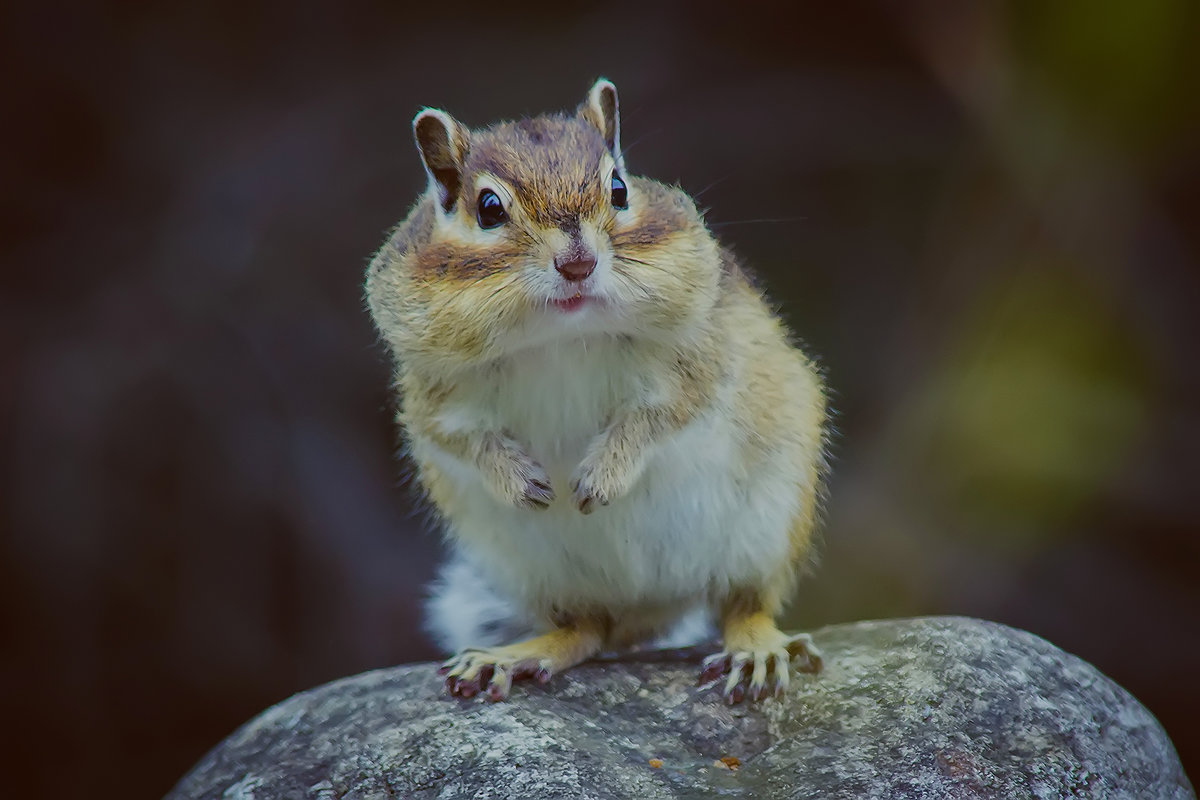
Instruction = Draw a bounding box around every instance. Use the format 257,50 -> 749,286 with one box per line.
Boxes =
610,172 -> 628,210
477,189 -> 508,229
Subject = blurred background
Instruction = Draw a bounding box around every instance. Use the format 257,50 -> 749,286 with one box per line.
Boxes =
3,0 -> 1198,796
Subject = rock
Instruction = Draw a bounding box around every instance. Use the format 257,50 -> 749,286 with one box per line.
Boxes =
167,617 -> 1193,799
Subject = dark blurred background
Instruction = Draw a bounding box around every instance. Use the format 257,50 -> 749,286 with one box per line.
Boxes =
3,1 -> 1198,796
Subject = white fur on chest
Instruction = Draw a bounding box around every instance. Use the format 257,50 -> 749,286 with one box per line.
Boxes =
420,337 -> 801,618
498,338 -> 643,473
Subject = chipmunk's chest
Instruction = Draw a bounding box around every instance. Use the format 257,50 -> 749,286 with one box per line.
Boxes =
483,338 -> 648,465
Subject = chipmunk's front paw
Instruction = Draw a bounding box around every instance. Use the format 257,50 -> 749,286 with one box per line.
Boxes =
438,647 -> 554,702
698,633 -> 823,703
484,445 -> 555,510
569,451 -> 637,514
516,471 -> 555,509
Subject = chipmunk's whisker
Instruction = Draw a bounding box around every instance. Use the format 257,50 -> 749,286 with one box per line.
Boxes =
690,173 -> 735,200
708,216 -> 808,229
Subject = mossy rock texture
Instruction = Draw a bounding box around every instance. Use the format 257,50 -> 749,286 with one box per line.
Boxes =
168,617 -> 1192,799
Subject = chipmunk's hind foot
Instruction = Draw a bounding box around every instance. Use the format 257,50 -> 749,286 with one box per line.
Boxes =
699,630 -> 822,703
440,646 -> 552,702
439,622 -> 605,702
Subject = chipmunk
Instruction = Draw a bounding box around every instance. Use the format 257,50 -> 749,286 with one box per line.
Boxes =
366,79 -> 827,703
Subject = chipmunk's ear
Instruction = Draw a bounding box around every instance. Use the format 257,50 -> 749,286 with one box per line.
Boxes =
580,79 -> 621,165
413,108 -> 471,214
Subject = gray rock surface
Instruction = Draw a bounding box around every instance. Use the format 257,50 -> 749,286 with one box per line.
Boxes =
167,617 -> 1192,799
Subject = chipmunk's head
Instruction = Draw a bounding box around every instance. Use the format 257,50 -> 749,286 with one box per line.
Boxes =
373,79 -> 721,366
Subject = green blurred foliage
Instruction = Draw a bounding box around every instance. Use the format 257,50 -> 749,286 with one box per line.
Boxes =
785,6 -> 1199,702
1010,0 -> 1198,159
921,267 -> 1152,541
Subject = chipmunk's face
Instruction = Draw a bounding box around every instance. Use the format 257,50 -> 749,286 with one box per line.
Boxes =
396,80 -> 720,363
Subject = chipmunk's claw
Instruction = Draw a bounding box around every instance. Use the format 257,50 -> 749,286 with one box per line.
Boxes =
698,652 -> 732,685
519,477 -> 555,509
699,633 -> 822,703
440,649 -> 553,702
485,440 -> 554,510
570,477 -> 608,514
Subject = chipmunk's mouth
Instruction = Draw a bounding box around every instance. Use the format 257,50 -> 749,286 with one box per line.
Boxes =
551,292 -> 588,312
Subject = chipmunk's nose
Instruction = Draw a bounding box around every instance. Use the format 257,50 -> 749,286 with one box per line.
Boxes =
554,255 -> 596,282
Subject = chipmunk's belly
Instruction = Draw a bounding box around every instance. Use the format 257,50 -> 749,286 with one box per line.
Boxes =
426,410 -> 801,615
